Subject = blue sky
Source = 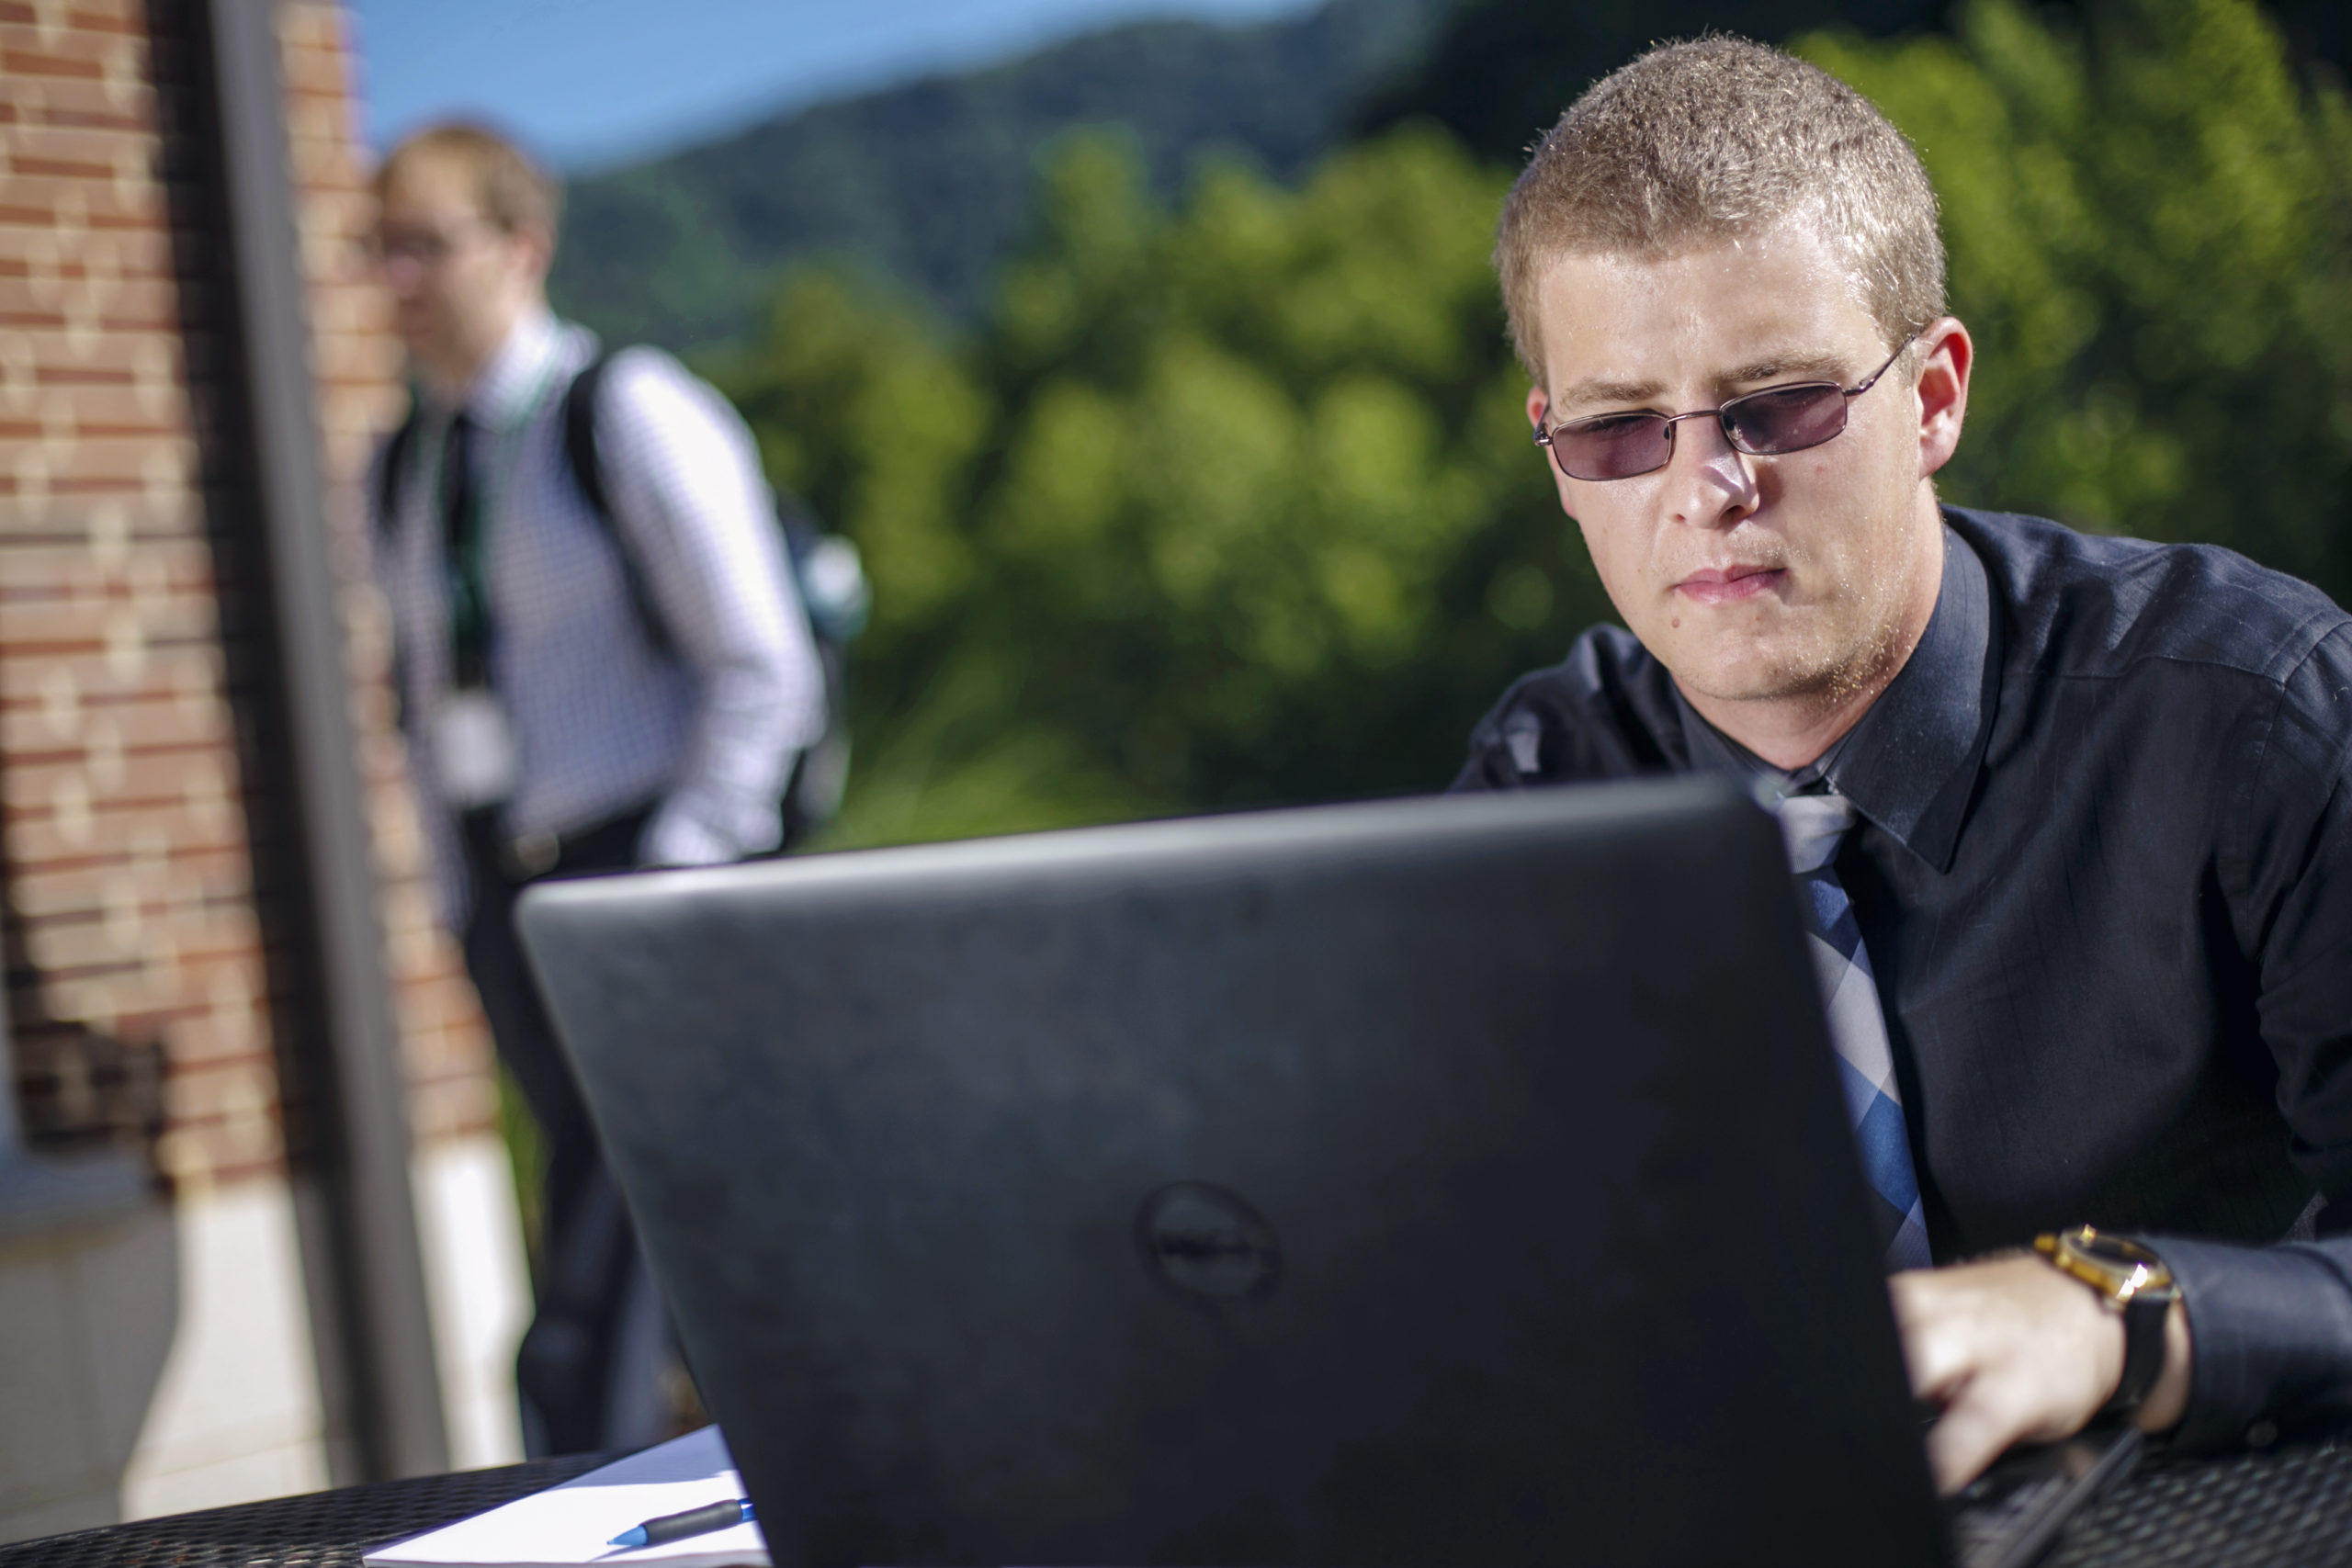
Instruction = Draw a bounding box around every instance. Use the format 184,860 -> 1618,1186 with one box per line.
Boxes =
349,0 -> 1326,173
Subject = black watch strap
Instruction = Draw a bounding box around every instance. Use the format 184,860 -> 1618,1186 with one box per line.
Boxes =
2101,1289 -> 2171,1418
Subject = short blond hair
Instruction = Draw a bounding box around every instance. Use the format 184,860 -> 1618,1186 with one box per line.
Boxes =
1495,37 -> 1944,383
374,121 -> 562,240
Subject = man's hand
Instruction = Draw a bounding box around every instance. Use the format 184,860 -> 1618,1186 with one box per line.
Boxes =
1891,1254 -> 2193,1493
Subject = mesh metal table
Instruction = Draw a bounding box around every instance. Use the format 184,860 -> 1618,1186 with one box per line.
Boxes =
2050,1438 -> 2352,1565
0,1456 -> 608,1568
5,1439 -> 2351,1568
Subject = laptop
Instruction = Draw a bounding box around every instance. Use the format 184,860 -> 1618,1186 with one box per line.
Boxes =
517,777 -> 2129,1568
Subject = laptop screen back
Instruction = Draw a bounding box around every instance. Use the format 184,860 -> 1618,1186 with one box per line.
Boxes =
520,779 -> 1944,1568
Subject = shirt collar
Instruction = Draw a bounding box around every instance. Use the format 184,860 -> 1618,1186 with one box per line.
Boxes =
1674,520 -> 1995,872
453,308 -> 561,431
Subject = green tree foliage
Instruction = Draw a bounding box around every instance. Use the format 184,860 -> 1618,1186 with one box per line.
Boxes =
718,129 -> 1606,845
1358,0 -> 1946,162
1804,0 -> 2352,591
715,0 -> 2352,851
551,0 -> 1443,354
1366,0 -> 2347,165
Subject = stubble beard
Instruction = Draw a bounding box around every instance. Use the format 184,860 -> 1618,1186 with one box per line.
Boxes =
1671,558 -> 1915,718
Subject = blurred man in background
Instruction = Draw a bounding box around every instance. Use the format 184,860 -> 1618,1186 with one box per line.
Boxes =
367,123 -> 823,1454
1458,38 -> 2352,1491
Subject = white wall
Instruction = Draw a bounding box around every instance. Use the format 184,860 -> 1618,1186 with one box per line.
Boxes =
0,1204 -> 177,1543
119,1178 -> 333,1520
412,1132 -> 530,1471
0,1133 -> 531,1547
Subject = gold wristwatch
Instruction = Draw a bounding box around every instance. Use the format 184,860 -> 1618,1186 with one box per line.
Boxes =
2033,1225 -> 2180,1418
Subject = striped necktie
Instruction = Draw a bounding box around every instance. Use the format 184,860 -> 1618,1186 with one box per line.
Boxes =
1775,792 -> 1934,1272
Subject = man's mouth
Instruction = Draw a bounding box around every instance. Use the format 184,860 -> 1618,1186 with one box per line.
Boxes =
1672,564 -> 1785,606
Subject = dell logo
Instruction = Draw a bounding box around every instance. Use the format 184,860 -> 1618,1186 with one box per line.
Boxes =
1135,1181 -> 1282,1303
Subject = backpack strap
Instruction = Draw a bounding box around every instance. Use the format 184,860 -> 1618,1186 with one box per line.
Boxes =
560,350 -> 616,526
557,349 -> 674,656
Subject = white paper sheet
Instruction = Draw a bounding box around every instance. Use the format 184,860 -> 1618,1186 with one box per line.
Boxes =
365,1427 -> 771,1568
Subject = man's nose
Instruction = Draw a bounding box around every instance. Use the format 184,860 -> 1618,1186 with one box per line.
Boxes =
378,254 -> 428,296
1660,413 -> 1759,525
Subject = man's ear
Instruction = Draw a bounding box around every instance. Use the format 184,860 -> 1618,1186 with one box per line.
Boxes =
1526,383 -> 1581,520
512,221 -> 557,290
1915,317 -> 1973,480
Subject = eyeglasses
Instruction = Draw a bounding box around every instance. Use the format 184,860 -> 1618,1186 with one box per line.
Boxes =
1533,333 -> 1918,482
360,218 -> 500,269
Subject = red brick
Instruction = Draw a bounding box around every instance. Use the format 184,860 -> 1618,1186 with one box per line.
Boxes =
7,325 -> 178,376
0,495 -> 203,546
0,168 -> 165,224
0,223 -> 171,276
1,771 -> 248,859
66,0 -> 148,28
0,641 -> 219,703
0,534 -> 209,585
8,844 -> 250,920
27,899 -> 260,975
14,69 -> 153,130
0,2 -> 149,31
162,1057 -> 281,1124
0,19 -> 141,69
399,972 -> 489,1034
1,687 -> 228,752
39,550 -> 222,601
3,748 -> 237,823
4,0 -> 497,1176
0,568 -> 220,624
0,271 -> 180,329
0,381 -> 189,437
1,121 -> 158,176
8,431 -> 194,484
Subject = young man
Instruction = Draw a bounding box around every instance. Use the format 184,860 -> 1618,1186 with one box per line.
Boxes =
1457,39 -> 2352,1491
368,125 -> 824,1453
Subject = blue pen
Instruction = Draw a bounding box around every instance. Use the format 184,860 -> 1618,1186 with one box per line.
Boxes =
608,1498 -> 756,1549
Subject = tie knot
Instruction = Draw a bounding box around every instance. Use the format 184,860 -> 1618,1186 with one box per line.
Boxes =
1774,790 -> 1857,874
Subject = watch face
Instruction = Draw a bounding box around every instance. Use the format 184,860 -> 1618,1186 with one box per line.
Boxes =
2069,1228 -> 2174,1293
2077,1232 -> 2143,1268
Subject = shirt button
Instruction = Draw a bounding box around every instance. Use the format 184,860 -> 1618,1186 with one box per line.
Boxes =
2246,1419 -> 2279,1449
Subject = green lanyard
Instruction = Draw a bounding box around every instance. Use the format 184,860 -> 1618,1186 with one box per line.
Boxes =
423,357 -> 563,690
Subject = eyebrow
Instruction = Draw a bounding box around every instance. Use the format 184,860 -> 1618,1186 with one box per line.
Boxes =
1724,351 -> 1849,385
1550,350 -> 1855,415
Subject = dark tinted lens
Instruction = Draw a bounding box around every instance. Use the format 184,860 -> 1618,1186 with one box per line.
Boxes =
1551,412 -> 1673,480
1723,382 -> 1848,455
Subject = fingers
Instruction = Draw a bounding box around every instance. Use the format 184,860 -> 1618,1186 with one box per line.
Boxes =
1893,1271 -> 2037,1493
1923,1377 -> 2024,1495
1888,1255 -> 2129,1495
1889,1268 -> 1971,1405
1925,1358 -> 2111,1494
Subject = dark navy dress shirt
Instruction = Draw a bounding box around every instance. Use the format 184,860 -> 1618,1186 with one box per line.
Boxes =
1453,506 -> 2352,1452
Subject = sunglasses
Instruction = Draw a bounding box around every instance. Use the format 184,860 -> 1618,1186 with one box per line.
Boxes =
1533,333 -> 1918,482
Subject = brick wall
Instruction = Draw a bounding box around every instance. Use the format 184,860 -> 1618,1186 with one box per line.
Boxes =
275,0 -> 497,1151
0,0 -> 494,1194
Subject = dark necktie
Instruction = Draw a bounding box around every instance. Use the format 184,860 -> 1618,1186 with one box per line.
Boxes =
440,410 -> 491,691
1777,792 -> 1933,1272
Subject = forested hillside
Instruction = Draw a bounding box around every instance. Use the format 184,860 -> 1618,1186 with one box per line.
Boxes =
542,0 -> 2351,852
549,0 -> 1443,353
1361,0 -> 2347,159
703,0 -> 2352,850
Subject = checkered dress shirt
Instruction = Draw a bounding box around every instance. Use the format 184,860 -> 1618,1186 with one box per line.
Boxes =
374,310 -> 824,929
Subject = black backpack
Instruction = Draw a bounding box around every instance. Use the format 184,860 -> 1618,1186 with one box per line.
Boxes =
374,350 -> 866,851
